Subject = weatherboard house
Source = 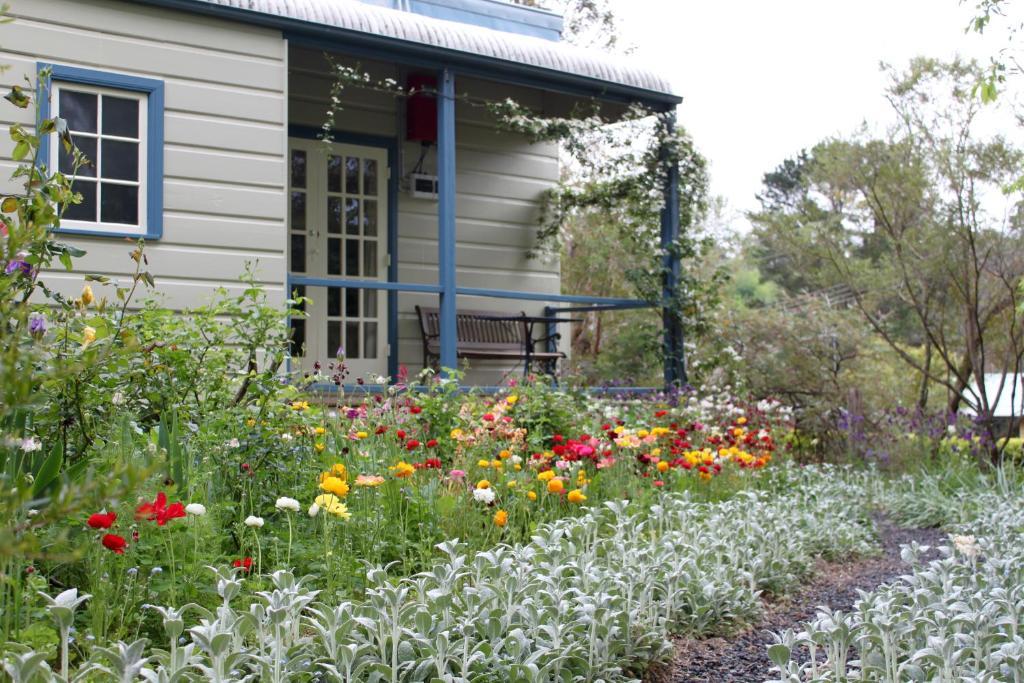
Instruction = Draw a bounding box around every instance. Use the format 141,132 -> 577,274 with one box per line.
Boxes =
7,0 -> 685,388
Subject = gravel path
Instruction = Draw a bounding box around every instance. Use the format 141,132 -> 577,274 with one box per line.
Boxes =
646,517 -> 946,683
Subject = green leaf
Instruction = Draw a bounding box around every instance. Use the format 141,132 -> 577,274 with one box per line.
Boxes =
58,250 -> 72,272
1,196 -> 17,212
12,139 -> 30,161
32,442 -> 63,497
4,84 -> 30,108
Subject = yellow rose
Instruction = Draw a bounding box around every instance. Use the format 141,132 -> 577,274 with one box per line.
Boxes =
81,284 -> 94,306
82,326 -> 96,347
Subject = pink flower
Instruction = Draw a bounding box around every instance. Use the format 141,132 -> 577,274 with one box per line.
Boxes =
449,469 -> 466,480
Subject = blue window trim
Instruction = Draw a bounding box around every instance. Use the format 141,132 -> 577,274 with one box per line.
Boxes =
286,125 -> 400,379
37,63 -> 164,240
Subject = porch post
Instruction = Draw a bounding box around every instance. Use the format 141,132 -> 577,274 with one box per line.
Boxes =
437,67 -> 458,374
660,112 -> 686,389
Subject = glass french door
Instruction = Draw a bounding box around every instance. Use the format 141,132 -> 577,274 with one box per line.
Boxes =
288,138 -> 388,380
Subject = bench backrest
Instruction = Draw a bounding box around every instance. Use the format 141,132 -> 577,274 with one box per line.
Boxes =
415,306 -> 526,351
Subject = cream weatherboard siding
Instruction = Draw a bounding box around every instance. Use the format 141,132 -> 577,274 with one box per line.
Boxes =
290,48 -> 564,384
0,0 -> 289,309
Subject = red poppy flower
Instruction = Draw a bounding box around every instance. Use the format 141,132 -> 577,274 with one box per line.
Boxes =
396,429 -> 406,440
426,438 -> 438,448
654,410 -> 668,418
87,511 -> 117,529
482,413 -> 495,422
375,425 -> 388,435
233,557 -> 253,573
410,405 -> 422,414
102,534 -> 127,554
136,492 -> 186,526
406,439 -> 420,450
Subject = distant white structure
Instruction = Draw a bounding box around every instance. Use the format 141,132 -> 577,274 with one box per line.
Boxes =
962,373 -> 1024,438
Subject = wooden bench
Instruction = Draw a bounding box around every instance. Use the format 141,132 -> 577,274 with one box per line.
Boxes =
415,306 -> 566,374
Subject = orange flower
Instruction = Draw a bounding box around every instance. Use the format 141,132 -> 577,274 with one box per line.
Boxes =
656,460 -> 669,473
493,509 -> 508,527
390,461 -> 416,478
567,489 -> 587,504
547,479 -> 564,494
476,479 -> 491,490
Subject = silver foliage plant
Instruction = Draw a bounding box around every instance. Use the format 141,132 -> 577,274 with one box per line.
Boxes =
768,474 -> 1024,682
6,466 -> 873,682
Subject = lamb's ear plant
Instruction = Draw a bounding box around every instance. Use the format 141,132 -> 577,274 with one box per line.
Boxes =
39,588 -> 90,682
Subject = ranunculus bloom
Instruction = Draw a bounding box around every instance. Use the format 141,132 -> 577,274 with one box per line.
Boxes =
102,534 -> 127,554
244,515 -> 264,528
567,489 -> 587,504
136,492 -> 186,526
449,469 -> 466,480
185,503 -> 207,516
87,511 -> 117,529
233,557 -> 253,573
547,479 -> 565,494
493,509 -> 508,527
275,497 -> 300,512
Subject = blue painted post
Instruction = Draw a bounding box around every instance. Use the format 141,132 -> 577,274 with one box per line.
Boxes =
660,113 -> 686,389
437,67 -> 458,374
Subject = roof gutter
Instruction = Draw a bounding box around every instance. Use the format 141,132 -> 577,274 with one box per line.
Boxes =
130,0 -> 682,110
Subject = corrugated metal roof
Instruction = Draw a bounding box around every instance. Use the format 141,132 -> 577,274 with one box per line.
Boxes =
190,0 -> 678,100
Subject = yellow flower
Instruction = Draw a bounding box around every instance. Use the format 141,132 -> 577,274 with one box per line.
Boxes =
476,479 -> 491,490
491,459 -> 502,469
314,494 -> 351,519
514,463 -> 522,471
651,447 -> 662,457
246,418 -> 256,427
499,449 -> 511,460
547,479 -> 564,494
320,476 -> 350,497
507,480 -> 517,488
355,431 -> 368,440
354,474 -> 385,487
81,284 -> 94,306
506,395 -> 518,405
330,463 -> 348,480
291,400 -> 309,411
477,459 -> 490,468
82,326 -> 96,347
737,416 -> 747,425
493,509 -> 508,527
537,470 -> 555,482
450,428 -> 463,439
526,491 -> 537,501
657,460 -> 669,473
567,489 -> 587,504
638,429 -> 650,438
315,426 -> 326,435
390,461 -> 415,478
314,442 -> 326,453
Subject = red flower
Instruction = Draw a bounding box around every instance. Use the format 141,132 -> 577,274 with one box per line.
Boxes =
653,480 -> 665,488
552,434 -> 564,443
482,413 -> 495,422
136,492 -> 186,526
102,534 -> 127,554
375,425 -> 388,435
406,439 -> 420,450
601,423 -> 611,431
426,438 -> 438,448
422,457 -> 442,469
654,410 -> 668,418
410,405 -> 422,414
396,429 -> 406,440
233,557 -> 253,573
87,511 -> 117,529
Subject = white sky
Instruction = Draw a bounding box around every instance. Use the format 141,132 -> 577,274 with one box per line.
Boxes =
613,0 -> 1017,226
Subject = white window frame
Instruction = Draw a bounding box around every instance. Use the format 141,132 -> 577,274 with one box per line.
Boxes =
49,81 -> 149,236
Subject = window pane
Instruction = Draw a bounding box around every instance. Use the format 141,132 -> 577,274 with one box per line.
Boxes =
363,289 -> 377,317
102,96 -> 139,138
346,321 -> 360,359
345,239 -> 359,276
291,150 -> 307,188
290,191 -> 306,230
64,180 -> 96,221
363,199 -> 377,236
345,156 -> 359,193
59,135 -> 97,177
293,285 -> 306,311
328,322 -> 341,362
100,183 -> 138,225
327,155 -> 342,193
364,158 -> 377,195
290,234 -> 305,273
59,90 -> 97,133
101,139 -> 138,181
345,288 -> 359,318
327,197 -> 342,234
363,241 -> 377,278
364,322 -> 378,359
345,199 -> 359,235
328,238 -> 341,275
290,319 -> 305,357
328,287 -> 341,317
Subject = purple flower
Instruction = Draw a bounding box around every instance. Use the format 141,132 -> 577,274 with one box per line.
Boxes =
28,314 -> 47,339
4,258 -> 31,276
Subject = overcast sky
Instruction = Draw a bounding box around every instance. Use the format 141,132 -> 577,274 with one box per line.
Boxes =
612,0 -> 1015,226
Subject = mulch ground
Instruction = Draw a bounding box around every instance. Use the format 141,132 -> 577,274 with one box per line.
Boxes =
645,517 -> 946,683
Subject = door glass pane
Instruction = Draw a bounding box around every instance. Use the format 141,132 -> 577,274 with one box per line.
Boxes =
328,238 -> 341,275
60,135 -> 97,177
345,288 -> 359,318
291,150 -> 307,188
363,241 -> 377,277
363,159 -> 377,195
59,90 -> 97,133
328,322 -> 341,362
363,289 -> 377,317
100,183 -> 138,225
327,197 -> 342,234
290,319 -> 305,357
101,139 -> 139,181
363,200 -> 377,236
345,239 -> 359,276
328,287 -> 341,317
346,321 -> 360,359
102,96 -> 139,138
345,199 -> 360,235
345,157 -> 359,194
327,155 -> 342,193
364,322 -> 378,359
65,180 -> 97,221
290,234 -> 305,273
290,191 -> 306,229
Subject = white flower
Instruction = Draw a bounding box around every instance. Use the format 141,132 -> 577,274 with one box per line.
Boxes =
275,497 -> 300,512
227,438 -> 240,448
952,534 -> 980,558
111,391 -> 125,406
185,503 -> 206,516
20,437 -> 41,452
473,488 -> 495,504
280,433 -> 293,442
307,503 -> 320,518
244,515 -> 264,528
947,424 -> 957,436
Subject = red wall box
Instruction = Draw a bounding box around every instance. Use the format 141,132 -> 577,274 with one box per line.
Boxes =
406,74 -> 438,143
